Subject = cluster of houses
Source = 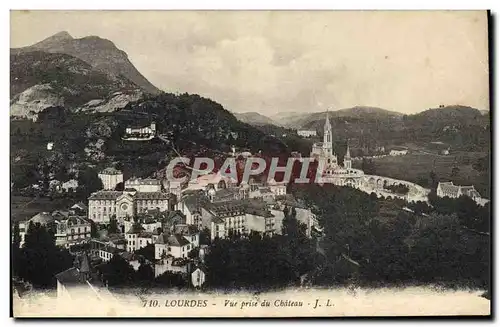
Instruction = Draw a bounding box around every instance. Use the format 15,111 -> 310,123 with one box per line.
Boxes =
18,202 -> 90,248
15,163 -> 319,298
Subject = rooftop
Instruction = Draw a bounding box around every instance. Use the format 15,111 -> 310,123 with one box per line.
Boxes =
126,223 -> 145,234
29,212 -> 55,225
155,233 -> 191,247
99,167 -> 122,175
126,177 -> 161,185
88,191 -> 122,200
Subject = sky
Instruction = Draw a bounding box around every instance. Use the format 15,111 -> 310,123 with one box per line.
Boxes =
10,10 -> 490,115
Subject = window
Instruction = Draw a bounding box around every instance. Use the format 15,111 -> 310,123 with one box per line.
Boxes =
77,227 -> 80,234
71,228 -> 75,234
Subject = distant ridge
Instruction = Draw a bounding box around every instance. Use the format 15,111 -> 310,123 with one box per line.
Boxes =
233,112 -> 278,126
285,106 -> 403,129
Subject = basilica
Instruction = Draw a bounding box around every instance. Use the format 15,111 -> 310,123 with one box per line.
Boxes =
310,111 -> 364,187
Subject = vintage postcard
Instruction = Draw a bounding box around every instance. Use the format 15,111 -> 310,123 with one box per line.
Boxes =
10,10 -> 491,318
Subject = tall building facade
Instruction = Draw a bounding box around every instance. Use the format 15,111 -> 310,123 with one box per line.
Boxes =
98,167 -> 123,190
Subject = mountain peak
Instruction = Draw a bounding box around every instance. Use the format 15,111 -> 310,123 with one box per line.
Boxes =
51,31 -> 73,40
31,31 -> 73,49
43,31 -> 73,43
13,32 -> 161,95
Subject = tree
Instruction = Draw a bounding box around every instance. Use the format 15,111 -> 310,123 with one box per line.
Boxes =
15,222 -> 73,287
135,244 -> 155,261
77,168 -> 104,198
12,221 -> 22,276
429,171 -> 439,189
155,271 -> 187,289
108,216 -> 119,234
361,158 -> 376,174
136,262 -> 154,284
281,206 -> 301,237
451,166 -> 460,178
115,182 -> 124,191
199,227 -> 211,245
188,247 -> 200,259
12,221 -> 21,250
89,219 -> 99,238
103,255 -> 136,287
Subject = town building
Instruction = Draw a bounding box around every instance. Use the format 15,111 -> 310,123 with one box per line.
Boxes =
199,199 -> 277,240
98,244 -> 121,262
191,266 -> 207,288
125,223 -> 146,252
161,179 -> 183,199
87,188 -> 176,223
310,112 -> 364,187
436,181 -> 484,204
90,235 -> 126,259
123,122 -> 156,141
54,215 -> 92,248
186,171 -> 238,192
179,190 -> 210,228
389,149 -> 408,156
98,167 -> 123,190
55,252 -> 110,301
297,129 -> 317,138
267,178 -> 287,197
70,202 -> 88,215
61,179 -> 79,193
154,257 -> 190,277
125,177 -> 162,193
155,233 -> 196,260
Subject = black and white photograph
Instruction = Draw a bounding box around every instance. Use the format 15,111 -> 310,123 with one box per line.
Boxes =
9,10 -> 491,317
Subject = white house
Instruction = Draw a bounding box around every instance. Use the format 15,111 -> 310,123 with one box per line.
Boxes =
61,179 -> 79,193
125,122 -> 156,137
436,181 -> 483,204
297,130 -> 317,137
191,267 -> 207,288
54,215 -> 92,248
389,149 -> 408,156
267,178 -> 287,196
154,230 -> 198,260
98,167 -> 123,190
125,177 -> 162,193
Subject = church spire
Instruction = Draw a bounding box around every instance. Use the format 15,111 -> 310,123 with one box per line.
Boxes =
345,142 -> 351,159
344,140 -> 352,169
324,109 -> 331,130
